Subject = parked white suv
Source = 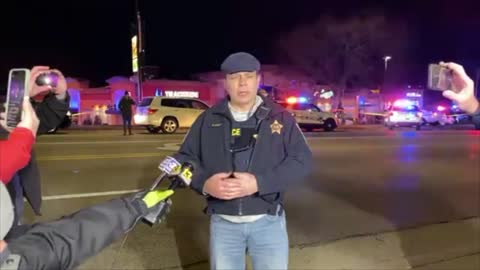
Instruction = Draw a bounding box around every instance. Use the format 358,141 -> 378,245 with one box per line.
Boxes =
134,96 -> 209,134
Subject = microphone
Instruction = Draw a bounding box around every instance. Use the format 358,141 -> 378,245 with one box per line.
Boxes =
142,160 -> 193,226
148,156 -> 182,191
168,162 -> 195,189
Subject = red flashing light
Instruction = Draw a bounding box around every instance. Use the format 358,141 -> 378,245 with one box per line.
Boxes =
286,97 -> 298,104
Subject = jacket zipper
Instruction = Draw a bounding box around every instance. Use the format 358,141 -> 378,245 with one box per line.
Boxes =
246,117 -> 264,172
239,118 -> 265,215
233,151 -> 243,215
223,115 -> 243,215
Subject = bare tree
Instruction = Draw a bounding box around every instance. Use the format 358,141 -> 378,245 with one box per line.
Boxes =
275,14 -> 409,102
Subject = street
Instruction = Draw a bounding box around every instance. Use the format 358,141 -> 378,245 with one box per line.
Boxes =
24,126 -> 480,269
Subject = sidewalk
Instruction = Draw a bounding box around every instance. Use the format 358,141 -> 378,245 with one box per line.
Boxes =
79,217 -> 479,270
287,217 -> 479,270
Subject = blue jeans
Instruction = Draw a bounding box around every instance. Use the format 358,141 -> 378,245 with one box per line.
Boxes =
210,214 -> 289,270
122,115 -> 132,134
11,173 -> 24,225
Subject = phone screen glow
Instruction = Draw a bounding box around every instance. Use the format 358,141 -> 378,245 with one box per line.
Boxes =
6,70 -> 27,128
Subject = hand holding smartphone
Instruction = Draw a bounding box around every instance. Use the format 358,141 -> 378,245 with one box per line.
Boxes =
432,61 -> 479,114
5,69 -> 30,128
427,63 -> 455,92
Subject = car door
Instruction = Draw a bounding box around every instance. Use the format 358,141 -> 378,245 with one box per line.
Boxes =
170,99 -> 192,128
285,103 -> 306,124
299,104 -> 323,124
186,100 -> 209,127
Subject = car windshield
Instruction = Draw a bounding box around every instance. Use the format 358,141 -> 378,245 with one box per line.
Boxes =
392,105 -> 420,112
279,102 -> 321,112
139,97 -> 154,107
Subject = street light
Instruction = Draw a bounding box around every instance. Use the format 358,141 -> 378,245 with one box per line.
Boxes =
382,56 -> 392,94
383,55 -> 392,71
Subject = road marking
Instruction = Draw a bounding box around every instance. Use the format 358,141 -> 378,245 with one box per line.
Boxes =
41,133 -> 187,138
37,152 -> 168,161
42,189 -> 141,200
36,140 -> 176,145
307,133 -> 479,140
157,143 -> 182,151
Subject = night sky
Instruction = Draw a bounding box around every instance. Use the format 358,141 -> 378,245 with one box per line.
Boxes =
1,0 -> 479,95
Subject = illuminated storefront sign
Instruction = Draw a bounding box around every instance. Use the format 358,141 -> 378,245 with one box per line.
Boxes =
164,90 -> 199,98
406,92 -> 422,98
131,35 -> 138,73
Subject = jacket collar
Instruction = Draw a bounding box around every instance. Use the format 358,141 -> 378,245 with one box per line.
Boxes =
211,95 -> 285,118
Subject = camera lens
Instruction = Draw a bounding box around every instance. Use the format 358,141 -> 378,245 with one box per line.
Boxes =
35,72 -> 59,87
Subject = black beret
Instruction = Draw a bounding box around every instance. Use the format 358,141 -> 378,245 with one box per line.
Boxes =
221,52 -> 261,74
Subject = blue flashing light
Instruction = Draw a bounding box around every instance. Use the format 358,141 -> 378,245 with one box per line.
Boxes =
298,97 -> 308,103
393,99 -> 415,109
67,89 -> 80,110
358,96 -> 366,106
286,96 -> 309,104
113,90 -> 126,110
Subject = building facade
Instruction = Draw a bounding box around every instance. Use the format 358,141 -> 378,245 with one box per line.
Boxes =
66,76 -> 220,125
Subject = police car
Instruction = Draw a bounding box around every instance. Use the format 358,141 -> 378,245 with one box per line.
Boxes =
385,99 -> 423,130
421,106 -> 455,126
276,97 -> 337,132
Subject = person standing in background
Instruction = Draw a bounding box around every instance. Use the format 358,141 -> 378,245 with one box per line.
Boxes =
118,91 -> 136,135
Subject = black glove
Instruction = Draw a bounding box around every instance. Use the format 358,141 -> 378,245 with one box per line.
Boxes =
129,189 -> 175,226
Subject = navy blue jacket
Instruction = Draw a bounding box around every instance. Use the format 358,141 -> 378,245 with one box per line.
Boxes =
173,95 -> 312,215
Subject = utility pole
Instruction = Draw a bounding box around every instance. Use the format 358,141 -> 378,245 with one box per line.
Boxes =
135,0 -> 144,102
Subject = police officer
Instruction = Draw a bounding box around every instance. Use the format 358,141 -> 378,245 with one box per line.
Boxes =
173,52 -> 312,270
0,182 -> 175,270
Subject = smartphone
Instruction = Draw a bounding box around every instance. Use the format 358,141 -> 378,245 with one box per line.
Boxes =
35,72 -> 59,88
428,64 -> 453,91
5,69 -> 30,128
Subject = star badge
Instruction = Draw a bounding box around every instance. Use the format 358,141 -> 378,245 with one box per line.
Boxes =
270,120 -> 283,134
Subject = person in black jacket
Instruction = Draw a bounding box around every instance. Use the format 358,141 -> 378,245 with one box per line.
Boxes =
118,91 -> 136,136
439,61 -> 480,127
1,66 -> 69,229
0,181 -> 175,270
172,52 -> 312,270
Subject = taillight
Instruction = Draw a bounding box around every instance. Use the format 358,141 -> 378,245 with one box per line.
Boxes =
148,109 -> 158,115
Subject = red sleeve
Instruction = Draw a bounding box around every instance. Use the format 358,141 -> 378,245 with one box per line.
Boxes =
0,127 -> 35,183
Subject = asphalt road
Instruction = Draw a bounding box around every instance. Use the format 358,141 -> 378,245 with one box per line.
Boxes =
22,126 -> 480,269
